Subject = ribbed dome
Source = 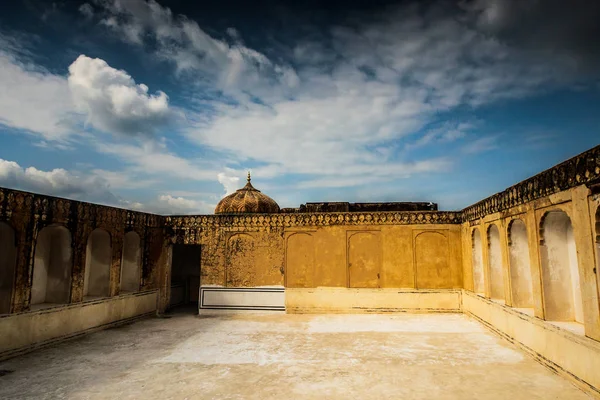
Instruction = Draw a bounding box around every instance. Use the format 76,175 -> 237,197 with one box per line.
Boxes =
214,173 -> 280,214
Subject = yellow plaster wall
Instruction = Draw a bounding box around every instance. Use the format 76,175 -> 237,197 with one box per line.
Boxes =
285,224 -> 462,289
286,288 -> 462,313
463,185 -> 600,342
225,231 -> 284,287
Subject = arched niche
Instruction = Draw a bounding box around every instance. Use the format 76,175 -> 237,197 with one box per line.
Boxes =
487,224 -> 505,300
285,232 -> 315,288
226,233 -> 256,287
84,228 -> 112,298
472,229 -> 484,294
508,219 -> 533,308
540,210 -> 583,323
0,222 -> 17,314
31,225 -> 72,305
415,231 -> 449,289
348,231 -> 382,288
120,231 -> 141,292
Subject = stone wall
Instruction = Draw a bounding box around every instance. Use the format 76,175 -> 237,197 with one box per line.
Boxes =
460,145 -> 600,342
166,212 -> 462,285
0,188 -> 165,313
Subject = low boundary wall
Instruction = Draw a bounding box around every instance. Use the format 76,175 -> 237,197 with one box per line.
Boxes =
462,290 -> 600,397
0,290 -> 158,360
285,288 -> 462,313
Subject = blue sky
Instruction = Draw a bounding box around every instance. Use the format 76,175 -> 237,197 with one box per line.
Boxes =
0,0 -> 599,214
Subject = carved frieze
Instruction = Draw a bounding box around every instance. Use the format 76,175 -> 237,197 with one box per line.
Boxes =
165,211 -> 462,231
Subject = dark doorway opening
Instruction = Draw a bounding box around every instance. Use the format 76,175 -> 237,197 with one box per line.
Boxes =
170,244 -> 201,314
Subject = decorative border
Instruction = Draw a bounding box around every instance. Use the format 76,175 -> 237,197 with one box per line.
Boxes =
167,211 -> 462,229
199,287 -> 285,311
462,145 -> 600,221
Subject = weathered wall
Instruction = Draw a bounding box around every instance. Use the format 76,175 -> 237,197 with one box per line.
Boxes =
462,144 -> 600,341
84,228 -> 112,298
463,291 -> 600,396
286,288 -> 461,313
121,231 -> 142,292
0,187 -> 165,314
165,219 -> 286,289
0,291 -> 157,360
166,212 -> 463,292
284,225 -> 462,289
507,219 -> 533,308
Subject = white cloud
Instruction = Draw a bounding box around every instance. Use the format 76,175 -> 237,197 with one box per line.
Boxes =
217,169 -> 241,195
0,35 -> 178,144
0,158 -> 120,205
93,138 -> 218,181
68,55 -> 174,137
90,168 -> 157,189
173,1 -> 579,188
293,159 -> 452,189
0,40 -> 75,141
126,193 -> 215,215
407,121 -> 476,149
153,194 -> 214,215
0,158 -> 216,215
462,136 -> 499,154
89,0 -> 587,192
95,0 -> 299,98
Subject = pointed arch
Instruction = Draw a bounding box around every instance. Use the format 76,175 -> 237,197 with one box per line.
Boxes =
84,228 -> 112,298
285,232 -> 315,288
508,219 -> 533,308
539,210 -> 583,322
415,231 -> 449,289
487,224 -> 505,300
32,225 -> 72,305
121,231 -> 141,292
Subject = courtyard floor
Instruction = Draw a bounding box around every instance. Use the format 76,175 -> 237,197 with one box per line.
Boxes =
0,310 -> 593,399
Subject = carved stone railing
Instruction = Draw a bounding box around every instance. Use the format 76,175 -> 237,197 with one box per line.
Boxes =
166,210 -> 462,230
462,145 -> 600,222
0,187 -> 162,229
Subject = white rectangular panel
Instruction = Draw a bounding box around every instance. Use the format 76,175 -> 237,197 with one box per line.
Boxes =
200,287 -> 285,311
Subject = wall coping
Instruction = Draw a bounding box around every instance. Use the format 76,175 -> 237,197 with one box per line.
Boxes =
0,289 -> 158,319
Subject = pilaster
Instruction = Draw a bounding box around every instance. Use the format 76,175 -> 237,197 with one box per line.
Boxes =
525,206 -> 545,319
499,218 -> 513,306
571,186 -> 600,340
481,223 -> 492,298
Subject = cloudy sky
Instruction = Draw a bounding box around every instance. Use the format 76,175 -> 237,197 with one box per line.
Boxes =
0,0 -> 599,214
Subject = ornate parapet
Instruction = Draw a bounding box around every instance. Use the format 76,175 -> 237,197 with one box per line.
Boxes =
0,187 -> 161,231
165,210 -> 462,232
462,145 -> 600,222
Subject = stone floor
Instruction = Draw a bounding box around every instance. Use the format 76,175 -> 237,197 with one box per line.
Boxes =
0,309 -> 593,399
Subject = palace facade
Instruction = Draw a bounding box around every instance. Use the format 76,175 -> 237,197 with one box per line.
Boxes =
1,145 -> 600,394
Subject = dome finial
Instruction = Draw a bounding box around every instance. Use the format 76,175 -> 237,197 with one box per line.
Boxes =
247,170 -> 251,183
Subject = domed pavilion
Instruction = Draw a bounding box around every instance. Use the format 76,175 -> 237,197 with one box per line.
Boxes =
214,172 -> 280,214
